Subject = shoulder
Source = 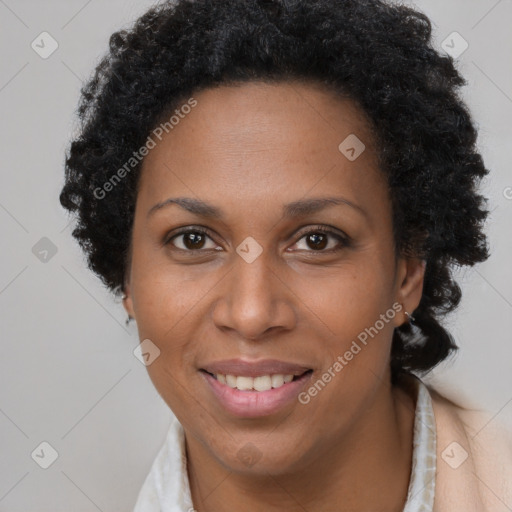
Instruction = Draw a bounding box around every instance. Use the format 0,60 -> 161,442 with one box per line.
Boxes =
426,383 -> 512,512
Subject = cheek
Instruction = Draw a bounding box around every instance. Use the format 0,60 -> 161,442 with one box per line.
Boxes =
132,277 -> 203,371
130,248 -> 215,336
129,258 -> 209,396
297,279 -> 397,426
292,254 -> 398,397
295,257 -> 395,339
132,271 -> 204,415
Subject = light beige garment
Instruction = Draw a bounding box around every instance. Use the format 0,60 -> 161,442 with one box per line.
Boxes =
429,385 -> 512,511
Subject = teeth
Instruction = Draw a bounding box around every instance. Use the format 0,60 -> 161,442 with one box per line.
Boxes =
253,375 -> 272,391
236,376 -> 253,391
215,373 -> 296,391
271,374 -> 284,388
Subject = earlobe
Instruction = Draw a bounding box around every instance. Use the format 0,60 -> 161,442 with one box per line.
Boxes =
122,284 -> 136,320
394,258 -> 426,326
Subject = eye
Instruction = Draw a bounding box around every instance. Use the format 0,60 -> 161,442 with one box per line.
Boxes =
291,226 -> 350,253
165,227 -> 220,251
164,225 -> 350,254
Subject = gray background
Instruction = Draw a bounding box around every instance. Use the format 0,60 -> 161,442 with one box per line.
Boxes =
0,0 -> 511,510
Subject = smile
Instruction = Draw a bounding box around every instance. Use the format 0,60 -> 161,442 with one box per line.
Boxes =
205,371 -> 306,391
200,368 -> 313,417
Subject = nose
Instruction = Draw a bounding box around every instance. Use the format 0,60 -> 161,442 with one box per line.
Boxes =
211,247 -> 296,341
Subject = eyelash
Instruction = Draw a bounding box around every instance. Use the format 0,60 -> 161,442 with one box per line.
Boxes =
164,225 -> 350,254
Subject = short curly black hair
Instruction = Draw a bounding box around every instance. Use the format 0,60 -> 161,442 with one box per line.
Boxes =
60,0 -> 490,382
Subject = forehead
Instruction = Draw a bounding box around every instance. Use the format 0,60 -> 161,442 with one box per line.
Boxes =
137,81 -> 386,218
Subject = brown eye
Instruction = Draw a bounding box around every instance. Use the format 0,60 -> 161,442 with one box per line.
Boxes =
166,228 -> 218,251
292,226 -> 350,253
304,232 -> 328,251
181,232 -> 206,250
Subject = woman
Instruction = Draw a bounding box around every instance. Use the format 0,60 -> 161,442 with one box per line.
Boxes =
59,0 -> 512,510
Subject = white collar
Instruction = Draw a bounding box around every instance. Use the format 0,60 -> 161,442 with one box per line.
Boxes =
134,377 -> 436,512
403,376 -> 436,512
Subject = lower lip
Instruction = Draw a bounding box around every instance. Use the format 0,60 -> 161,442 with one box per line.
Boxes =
201,371 -> 313,418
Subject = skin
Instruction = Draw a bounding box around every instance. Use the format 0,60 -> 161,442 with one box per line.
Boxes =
123,81 -> 426,512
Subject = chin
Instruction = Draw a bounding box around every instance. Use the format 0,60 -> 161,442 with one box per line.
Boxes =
213,434 -> 308,477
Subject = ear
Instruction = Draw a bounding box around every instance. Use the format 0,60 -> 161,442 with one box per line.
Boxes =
393,257 -> 426,327
122,282 -> 136,319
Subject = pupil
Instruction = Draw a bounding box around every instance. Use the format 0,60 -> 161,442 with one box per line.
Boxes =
308,233 -> 327,250
185,232 -> 205,250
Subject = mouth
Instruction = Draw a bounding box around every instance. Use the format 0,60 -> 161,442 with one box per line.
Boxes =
200,369 -> 313,392
199,365 -> 314,418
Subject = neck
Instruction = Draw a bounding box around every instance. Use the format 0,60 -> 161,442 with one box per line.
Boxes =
186,375 -> 417,512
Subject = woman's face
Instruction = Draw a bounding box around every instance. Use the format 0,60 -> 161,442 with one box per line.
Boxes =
124,81 -> 424,475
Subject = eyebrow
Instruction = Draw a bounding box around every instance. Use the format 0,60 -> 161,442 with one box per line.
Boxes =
147,196 -> 366,219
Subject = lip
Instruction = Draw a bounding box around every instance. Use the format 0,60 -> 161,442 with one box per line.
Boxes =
200,358 -> 311,378
199,359 -> 313,418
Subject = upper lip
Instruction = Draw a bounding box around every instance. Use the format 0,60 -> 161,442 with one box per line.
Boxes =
200,359 -> 312,378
